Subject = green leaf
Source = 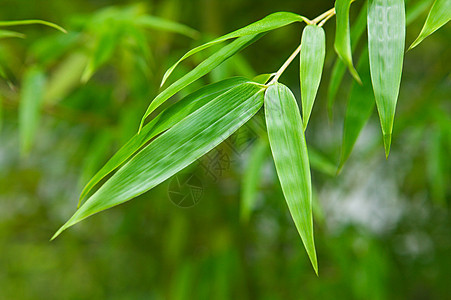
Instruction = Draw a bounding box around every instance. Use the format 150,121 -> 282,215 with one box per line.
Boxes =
135,15 -> 199,39
338,49 -> 375,172
79,77 -> 247,204
240,138 -> 269,223
264,83 -> 317,274
19,67 -> 46,155
308,147 -> 336,176
406,0 -> 434,25
53,82 -> 265,239
328,2 -> 367,118
300,25 -> 326,130
0,19 -> 67,33
334,0 -> 362,84
0,29 -> 25,39
160,12 -> 307,86
139,34 -> 263,130
368,0 -> 406,158
81,30 -> 118,82
409,0 -> 451,50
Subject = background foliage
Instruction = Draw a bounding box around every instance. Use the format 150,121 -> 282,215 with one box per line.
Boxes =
0,0 -> 450,298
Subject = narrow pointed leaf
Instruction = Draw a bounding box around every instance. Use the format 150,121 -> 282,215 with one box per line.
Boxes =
300,25 -> 325,130
334,0 -> 362,84
0,29 -> 25,39
338,49 -> 375,172
135,15 -> 199,39
264,83 -> 318,274
0,19 -> 67,33
160,12 -> 306,86
409,0 -> 451,50
368,0 -> 405,157
328,3 -> 367,117
19,67 -> 46,155
240,138 -> 269,223
308,148 -> 336,176
53,83 -> 265,239
79,77 -> 247,203
140,34 -> 263,130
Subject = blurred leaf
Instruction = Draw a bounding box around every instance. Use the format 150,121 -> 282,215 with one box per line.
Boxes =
367,0 -> 405,157
0,29 -> 25,39
264,83 -> 317,274
0,19 -> 67,33
328,2 -> 367,118
135,15 -> 199,39
240,138 -> 269,223
426,127 -> 449,204
338,49 -> 375,172
54,82 -> 265,238
79,77 -> 248,204
81,29 -> 118,82
409,0 -> 451,49
160,12 -> 307,86
44,53 -> 87,104
334,0 -> 362,84
139,34 -> 263,129
300,25 -> 325,130
406,0 -> 434,25
308,147 -> 336,176
19,67 -> 46,155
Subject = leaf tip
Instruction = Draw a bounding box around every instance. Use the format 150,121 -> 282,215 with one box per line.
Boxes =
383,133 -> 392,159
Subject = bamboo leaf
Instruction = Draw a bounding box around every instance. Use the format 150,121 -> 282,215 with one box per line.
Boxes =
53,82 -> 265,239
135,15 -> 199,39
264,83 -> 317,274
0,29 -> 25,39
79,77 -> 248,204
334,0 -> 362,84
139,34 -> 263,129
240,138 -> 269,223
328,2 -> 367,117
160,12 -> 307,86
300,25 -> 326,130
409,0 -> 451,50
368,0 -> 406,157
338,49 -> 375,172
0,19 -> 67,33
19,67 -> 46,155
308,148 -> 336,176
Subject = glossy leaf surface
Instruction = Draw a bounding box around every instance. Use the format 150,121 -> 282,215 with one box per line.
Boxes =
160,12 -> 306,86
54,82 -> 265,238
409,0 -> 451,49
334,0 -> 362,83
264,83 -> 317,274
140,34 -> 262,129
300,25 -> 325,130
368,0 -> 405,157
79,77 -> 247,203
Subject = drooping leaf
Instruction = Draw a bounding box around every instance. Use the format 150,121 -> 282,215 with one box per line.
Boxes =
0,29 -> 25,39
135,15 -> 199,39
240,138 -> 269,223
160,12 -> 307,86
338,49 -> 375,172
79,77 -> 248,203
53,82 -> 265,238
328,2 -> 367,118
264,83 -> 317,274
19,67 -> 46,155
334,0 -> 362,84
0,19 -> 67,33
300,25 -> 326,130
81,29 -> 118,82
368,0 -> 406,157
308,147 -> 336,176
139,34 -> 263,129
409,0 -> 451,49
